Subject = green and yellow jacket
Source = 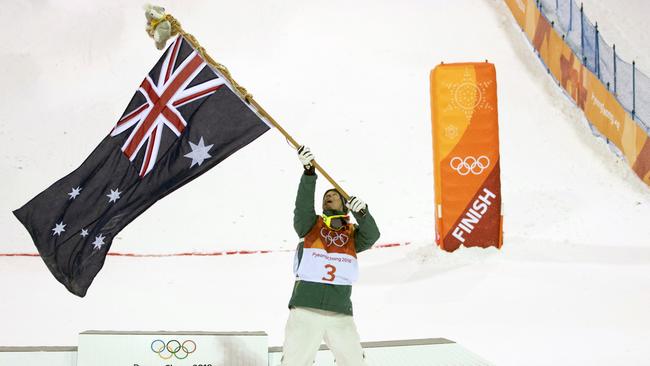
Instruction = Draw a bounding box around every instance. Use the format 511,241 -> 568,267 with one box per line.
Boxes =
288,172 -> 380,315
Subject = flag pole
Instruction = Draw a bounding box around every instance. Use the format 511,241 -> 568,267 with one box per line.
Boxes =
160,13 -> 352,200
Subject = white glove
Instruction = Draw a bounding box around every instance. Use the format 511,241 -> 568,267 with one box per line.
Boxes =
346,196 -> 367,213
298,145 -> 315,168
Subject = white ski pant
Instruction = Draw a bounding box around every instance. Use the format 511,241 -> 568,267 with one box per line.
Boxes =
281,307 -> 366,366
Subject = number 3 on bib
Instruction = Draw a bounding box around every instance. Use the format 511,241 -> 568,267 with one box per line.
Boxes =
322,264 -> 337,282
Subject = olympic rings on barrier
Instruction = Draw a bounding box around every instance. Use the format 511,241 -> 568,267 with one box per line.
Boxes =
320,228 -> 349,247
449,156 -> 490,176
151,339 -> 197,360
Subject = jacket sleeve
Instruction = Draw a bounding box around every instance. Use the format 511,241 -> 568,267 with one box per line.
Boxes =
353,208 -> 380,253
293,173 -> 318,237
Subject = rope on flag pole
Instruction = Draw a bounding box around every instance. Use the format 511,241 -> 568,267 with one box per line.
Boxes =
155,13 -> 352,200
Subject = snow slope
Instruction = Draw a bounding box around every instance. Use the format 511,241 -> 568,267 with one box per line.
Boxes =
580,0 -> 650,74
1,1 -> 649,366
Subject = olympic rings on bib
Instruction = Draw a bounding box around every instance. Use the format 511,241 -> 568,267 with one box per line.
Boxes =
151,339 -> 196,360
449,155 -> 490,176
320,227 -> 349,247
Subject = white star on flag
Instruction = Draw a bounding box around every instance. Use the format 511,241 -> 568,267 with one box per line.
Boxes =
184,137 -> 213,168
68,186 -> 82,200
107,189 -> 122,203
52,222 -> 66,236
80,229 -> 89,238
92,234 -> 106,250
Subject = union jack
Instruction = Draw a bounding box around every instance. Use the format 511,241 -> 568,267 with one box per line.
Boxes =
111,36 -> 225,177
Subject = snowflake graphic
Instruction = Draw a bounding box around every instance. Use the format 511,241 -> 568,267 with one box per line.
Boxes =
444,68 -> 493,120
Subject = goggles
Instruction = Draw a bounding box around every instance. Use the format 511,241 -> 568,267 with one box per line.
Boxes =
321,214 -> 349,230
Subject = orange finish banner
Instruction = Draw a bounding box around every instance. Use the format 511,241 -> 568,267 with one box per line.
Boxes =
430,62 -> 503,252
504,0 -> 650,184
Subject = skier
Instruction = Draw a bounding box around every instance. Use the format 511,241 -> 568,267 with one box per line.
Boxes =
281,146 -> 380,366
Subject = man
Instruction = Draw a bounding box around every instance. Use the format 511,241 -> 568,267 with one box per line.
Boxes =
281,146 -> 380,366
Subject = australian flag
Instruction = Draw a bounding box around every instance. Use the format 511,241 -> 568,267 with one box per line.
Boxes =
13,36 -> 271,297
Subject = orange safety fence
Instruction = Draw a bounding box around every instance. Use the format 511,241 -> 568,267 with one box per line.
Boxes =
504,0 -> 650,184
430,62 -> 503,252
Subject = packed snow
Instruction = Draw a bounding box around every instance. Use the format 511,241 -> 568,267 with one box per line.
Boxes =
1,1 -> 649,365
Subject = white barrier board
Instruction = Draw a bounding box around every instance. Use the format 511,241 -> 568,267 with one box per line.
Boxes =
2,336 -> 492,366
77,331 -> 267,366
0,346 -> 77,366
268,338 -> 495,366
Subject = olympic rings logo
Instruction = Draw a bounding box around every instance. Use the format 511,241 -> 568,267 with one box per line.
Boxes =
449,156 -> 490,176
151,339 -> 196,360
320,228 -> 349,247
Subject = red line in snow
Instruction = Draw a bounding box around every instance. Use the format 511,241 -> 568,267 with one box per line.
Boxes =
1,253 -> 40,257
0,243 -> 410,258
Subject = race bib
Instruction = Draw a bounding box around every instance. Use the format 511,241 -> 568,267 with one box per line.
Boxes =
294,247 -> 358,285
293,217 -> 359,285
